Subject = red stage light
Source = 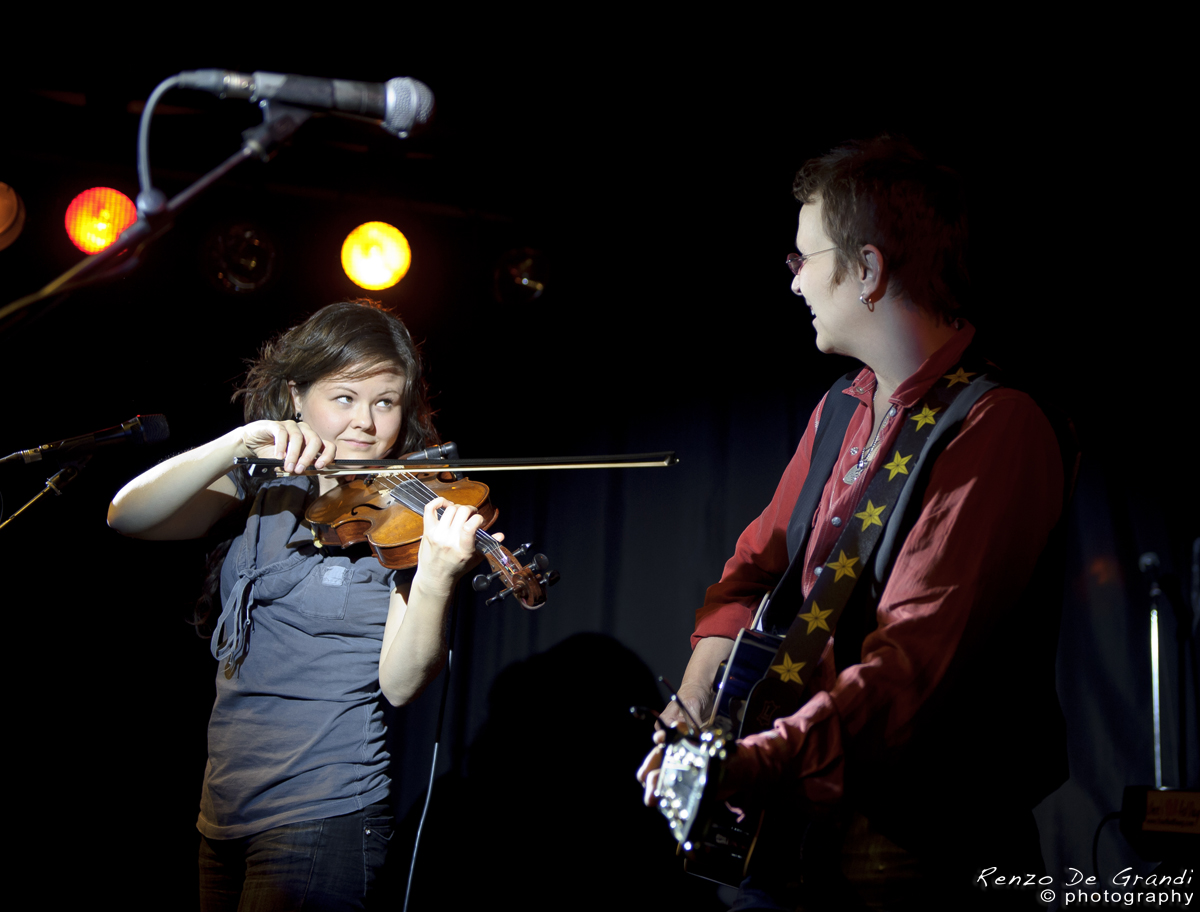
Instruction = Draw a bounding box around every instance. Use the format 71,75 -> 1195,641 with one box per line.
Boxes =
64,187 -> 137,254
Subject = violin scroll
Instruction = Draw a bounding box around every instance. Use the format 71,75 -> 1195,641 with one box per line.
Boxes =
472,542 -> 559,610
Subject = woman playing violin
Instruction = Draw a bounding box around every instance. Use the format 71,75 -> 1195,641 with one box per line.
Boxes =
108,300 -> 486,911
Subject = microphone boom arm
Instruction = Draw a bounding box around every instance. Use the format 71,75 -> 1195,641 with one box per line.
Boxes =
3,67 -> 428,325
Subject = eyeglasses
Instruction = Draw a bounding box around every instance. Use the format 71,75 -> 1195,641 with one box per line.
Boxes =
786,247 -> 838,275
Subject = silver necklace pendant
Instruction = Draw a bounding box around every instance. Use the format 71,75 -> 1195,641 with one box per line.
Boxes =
844,390 -> 894,485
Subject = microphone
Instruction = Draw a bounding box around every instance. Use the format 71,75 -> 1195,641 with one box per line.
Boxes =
403,442 -> 459,462
1,415 -> 170,465
178,69 -> 435,138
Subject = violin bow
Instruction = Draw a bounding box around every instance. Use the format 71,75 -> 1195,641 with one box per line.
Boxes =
234,451 -> 678,476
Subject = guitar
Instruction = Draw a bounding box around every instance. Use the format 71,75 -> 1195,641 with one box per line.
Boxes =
652,626 -> 786,886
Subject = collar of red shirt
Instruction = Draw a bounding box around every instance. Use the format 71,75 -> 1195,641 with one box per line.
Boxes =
841,320 -> 976,411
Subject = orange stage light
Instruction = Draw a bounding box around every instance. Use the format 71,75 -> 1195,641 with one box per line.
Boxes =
341,222 -> 411,290
64,187 -> 137,254
1,183 -> 27,251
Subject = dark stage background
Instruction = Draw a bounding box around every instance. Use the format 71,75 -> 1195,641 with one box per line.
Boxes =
2,41 -> 1195,910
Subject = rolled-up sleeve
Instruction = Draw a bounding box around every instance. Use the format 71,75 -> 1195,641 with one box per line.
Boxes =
692,397 -> 825,646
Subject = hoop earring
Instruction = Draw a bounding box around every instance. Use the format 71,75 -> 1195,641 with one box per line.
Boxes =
859,293 -> 876,313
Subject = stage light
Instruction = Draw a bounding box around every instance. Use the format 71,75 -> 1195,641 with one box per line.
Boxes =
202,223 -> 277,294
341,222 -> 410,290
64,187 -> 137,254
493,247 -> 548,305
0,183 -> 26,252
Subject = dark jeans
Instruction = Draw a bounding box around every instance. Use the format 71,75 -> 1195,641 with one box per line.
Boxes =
199,803 -> 392,912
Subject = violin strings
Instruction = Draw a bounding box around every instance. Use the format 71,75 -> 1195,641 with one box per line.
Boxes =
370,472 -> 505,559
362,472 -> 535,598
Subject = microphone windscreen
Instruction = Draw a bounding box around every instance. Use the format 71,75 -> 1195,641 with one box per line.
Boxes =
139,414 -> 170,444
384,78 -> 435,136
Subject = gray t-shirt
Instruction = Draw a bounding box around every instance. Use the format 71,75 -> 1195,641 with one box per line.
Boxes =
198,476 -> 411,839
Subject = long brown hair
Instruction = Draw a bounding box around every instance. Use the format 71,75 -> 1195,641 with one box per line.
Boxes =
232,299 -> 438,496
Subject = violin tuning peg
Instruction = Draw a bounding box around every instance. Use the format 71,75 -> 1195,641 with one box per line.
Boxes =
531,553 -> 550,571
511,542 -> 533,561
539,570 -> 561,587
485,587 -> 513,606
473,567 -> 504,591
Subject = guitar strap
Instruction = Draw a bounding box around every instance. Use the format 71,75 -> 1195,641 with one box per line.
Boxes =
740,357 -> 1000,736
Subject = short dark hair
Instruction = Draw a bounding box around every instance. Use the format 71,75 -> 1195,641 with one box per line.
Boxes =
793,136 -> 969,321
237,299 -> 437,457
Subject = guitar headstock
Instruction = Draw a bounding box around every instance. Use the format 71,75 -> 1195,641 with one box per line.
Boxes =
655,728 -> 737,849
655,728 -> 759,885
472,541 -> 559,609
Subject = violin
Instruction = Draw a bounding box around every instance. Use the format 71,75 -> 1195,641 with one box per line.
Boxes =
306,467 -> 551,609
235,446 -> 676,611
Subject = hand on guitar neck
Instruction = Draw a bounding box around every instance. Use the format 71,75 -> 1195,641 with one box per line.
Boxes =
637,636 -> 738,805
636,631 -> 783,886
638,717 -> 754,808
658,635 -> 735,730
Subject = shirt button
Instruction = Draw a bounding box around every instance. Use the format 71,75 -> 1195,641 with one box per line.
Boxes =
831,517 -> 842,527
814,566 -> 823,576
850,447 -> 859,455
856,387 -> 864,393
888,406 -> 897,417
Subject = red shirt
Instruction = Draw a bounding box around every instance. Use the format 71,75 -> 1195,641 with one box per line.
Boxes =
693,324 -> 1064,797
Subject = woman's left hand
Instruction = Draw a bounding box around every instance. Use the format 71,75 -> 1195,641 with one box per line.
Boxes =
415,496 -> 497,590
382,496 -> 499,706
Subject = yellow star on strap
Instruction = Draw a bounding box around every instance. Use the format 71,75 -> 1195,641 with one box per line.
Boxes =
943,367 -> 976,387
799,602 -> 834,633
770,653 -> 806,685
910,405 -> 940,431
824,552 -> 858,583
883,451 -> 912,481
854,500 -> 887,530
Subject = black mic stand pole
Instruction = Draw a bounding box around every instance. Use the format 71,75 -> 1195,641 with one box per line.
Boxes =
0,101 -> 311,324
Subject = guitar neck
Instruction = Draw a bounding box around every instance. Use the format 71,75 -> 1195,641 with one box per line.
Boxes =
710,627 -> 784,736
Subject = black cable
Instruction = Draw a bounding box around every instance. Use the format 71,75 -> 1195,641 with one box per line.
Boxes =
402,594 -> 460,912
137,74 -> 182,200
1092,810 -> 1121,879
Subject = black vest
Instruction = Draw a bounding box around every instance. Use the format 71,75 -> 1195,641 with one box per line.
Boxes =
766,368 -> 1074,848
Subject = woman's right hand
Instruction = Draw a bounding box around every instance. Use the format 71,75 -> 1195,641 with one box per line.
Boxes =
110,420 -> 332,540
238,419 -> 336,474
